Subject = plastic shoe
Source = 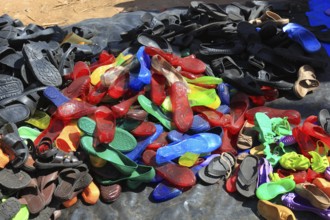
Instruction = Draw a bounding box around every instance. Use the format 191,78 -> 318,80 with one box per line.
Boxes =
258,157 -> 273,187
245,106 -> 301,125
94,106 -> 116,144
279,152 -> 310,171
295,182 -> 330,210
189,115 -> 211,133
237,120 -> 258,150
309,150 -> 329,173
43,86 -> 70,107
271,117 -> 292,137
292,126 -> 316,158
156,133 -> 222,164
55,122 -> 82,152
145,46 -> 206,74
217,83 -> 230,105
257,200 -> 296,220
129,46 -> 151,91
283,23 -> 321,53
18,126 -> 41,142
56,99 -> 97,121
282,192 -> 330,219
277,169 -> 307,184
170,81 -> 193,133
228,92 -> 250,135
302,121 -> 330,148
256,178 -> 296,200
178,152 -> 200,167
313,178 -> 330,198
150,74 -> 166,106
81,181 -> 100,205
185,75 -> 222,85
25,110 -> 50,130
253,112 -> 275,144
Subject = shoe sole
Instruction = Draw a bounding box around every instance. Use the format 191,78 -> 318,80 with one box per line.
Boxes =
0,74 -> 23,101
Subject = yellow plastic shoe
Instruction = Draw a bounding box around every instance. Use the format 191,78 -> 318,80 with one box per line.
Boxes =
90,53 -> 133,85
178,152 -> 199,167
55,121 -> 82,152
25,110 -> 50,130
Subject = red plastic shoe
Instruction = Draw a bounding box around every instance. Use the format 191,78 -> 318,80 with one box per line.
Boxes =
107,73 -> 129,99
215,128 -> 237,155
228,92 -> 250,135
56,99 -> 97,120
89,50 -> 116,72
261,86 -> 279,101
146,132 -> 169,151
130,121 -> 156,137
307,168 -> 324,183
111,93 -> 141,118
65,61 -> 90,80
145,46 -> 206,74
249,95 -> 265,106
292,126 -> 316,158
62,76 -> 91,99
150,73 -> 166,106
170,81 -> 193,133
302,121 -> 330,147
94,106 -> 116,144
226,165 -> 240,193
87,82 -> 108,105
245,106 -> 301,125
277,169 -> 307,184
192,106 -> 224,127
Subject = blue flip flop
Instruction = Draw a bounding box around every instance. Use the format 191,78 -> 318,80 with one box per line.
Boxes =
283,23 -> 321,53
156,133 -> 222,164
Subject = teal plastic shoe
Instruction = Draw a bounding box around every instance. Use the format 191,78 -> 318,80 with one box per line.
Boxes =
254,112 -> 275,144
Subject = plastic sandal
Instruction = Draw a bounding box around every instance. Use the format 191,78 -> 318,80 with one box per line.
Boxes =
146,132 -> 169,151
271,117 -> 292,137
293,65 -> 320,98
152,182 -> 183,202
150,74 -> 166,106
258,157 -> 273,187
237,120 -> 258,150
245,106 -> 301,125
156,133 -> 222,164
309,151 -> 329,174
189,115 -> 211,133
56,99 -> 97,121
236,155 -> 259,198
256,178 -> 296,200
253,112 -> 275,144
302,121 -> 330,147
279,152 -> 310,171
282,192 -> 330,220
130,121 -> 156,137
94,106 -> 116,144
257,200 -> 296,220
0,74 -> 22,100
228,92 -> 250,135
178,152 -> 200,167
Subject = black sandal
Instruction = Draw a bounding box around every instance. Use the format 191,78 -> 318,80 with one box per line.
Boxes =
35,137 -> 82,170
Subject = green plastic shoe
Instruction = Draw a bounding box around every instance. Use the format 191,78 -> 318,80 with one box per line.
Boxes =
138,95 -> 173,130
309,151 -> 329,173
271,117 -> 292,136
80,135 -> 137,175
254,112 -> 275,144
256,178 -> 296,200
279,152 -> 310,171
78,117 -> 137,152
18,126 -> 41,141
269,173 -> 294,182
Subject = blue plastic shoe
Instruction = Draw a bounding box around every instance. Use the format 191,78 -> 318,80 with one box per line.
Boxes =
152,182 -> 183,202
129,46 -> 151,91
126,124 -> 163,161
217,104 -> 230,114
43,86 -> 70,107
217,83 -> 230,105
189,115 -> 210,133
167,130 -> 189,143
283,23 -> 321,53
156,133 -> 222,164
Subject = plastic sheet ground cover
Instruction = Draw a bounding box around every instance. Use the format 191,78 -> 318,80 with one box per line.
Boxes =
59,4 -> 329,220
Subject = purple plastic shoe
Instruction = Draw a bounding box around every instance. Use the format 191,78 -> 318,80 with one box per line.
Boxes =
282,192 -> 330,220
325,167 -> 330,181
257,157 -> 273,187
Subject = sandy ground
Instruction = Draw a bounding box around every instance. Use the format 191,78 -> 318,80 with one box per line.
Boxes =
2,0 -> 246,26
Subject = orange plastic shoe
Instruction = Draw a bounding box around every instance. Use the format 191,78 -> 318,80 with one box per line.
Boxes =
62,196 -> 78,208
0,148 -> 9,168
313,178 -> 330,197
55,121 -> 82,152
81,181 -> 100,205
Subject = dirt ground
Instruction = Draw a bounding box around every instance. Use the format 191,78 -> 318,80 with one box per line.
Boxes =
2,0 -> 245,27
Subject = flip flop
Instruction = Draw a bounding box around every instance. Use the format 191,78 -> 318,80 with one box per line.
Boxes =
156,133 -> 222,164
236,155 -> 259,198
293,65 -> 320,98
25,110 -> 50,130
80,135 -> 137,175
55,121 -> 82,152
77,116 -> 137,153
283,23 -> 321,53
138,95 -> 173,130
0,168 -> 31,190
256,178 -> 296,200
